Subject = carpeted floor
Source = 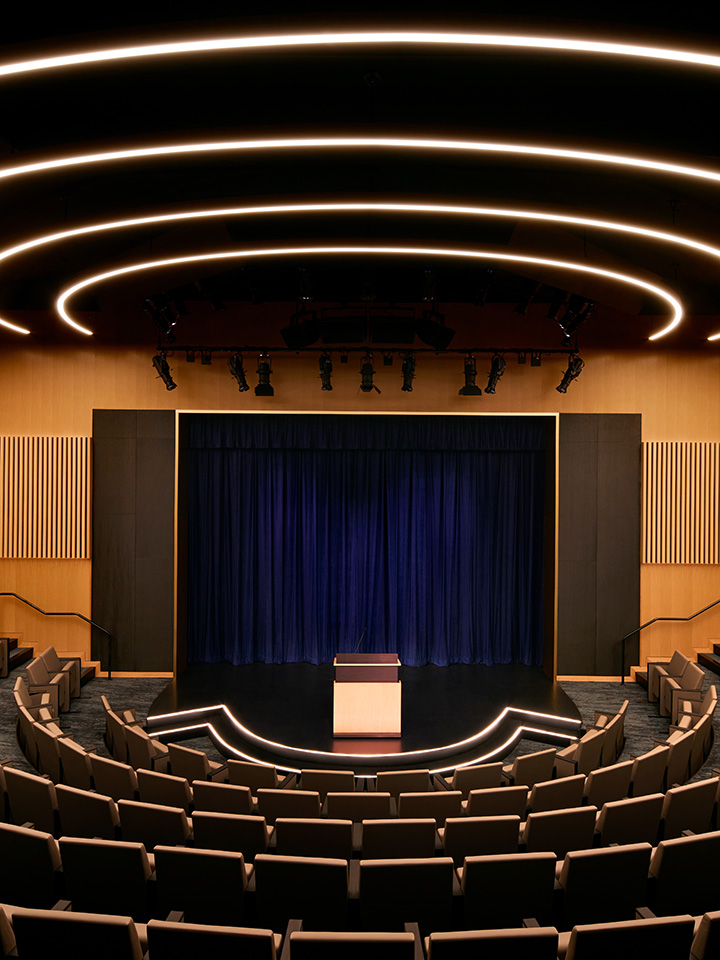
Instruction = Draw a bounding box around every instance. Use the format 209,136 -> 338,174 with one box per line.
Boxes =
3,666 -> 719,781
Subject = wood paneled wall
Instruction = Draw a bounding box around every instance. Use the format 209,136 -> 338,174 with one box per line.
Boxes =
0,341 -> 718,668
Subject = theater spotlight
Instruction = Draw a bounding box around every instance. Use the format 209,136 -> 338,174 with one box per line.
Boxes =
401,354 -> 416,392
152,354 -> 177,391
255,353 -> 274,397
201,350 -> 212,365
546,290 -> 568,321
557,354 -> 585,393
281,309 -> 320,349
472,267 -> 495,307
360,352 -> 380,394
144,297 -> 176,342
319,352 -> 333,390
228,354 -> 250,392
558,297 -> 594,345
417,308 -> 455,349
458,354 -> 483,397
485,354 -> 506,394
531,352 -> 542,367
513,281 -> 542,316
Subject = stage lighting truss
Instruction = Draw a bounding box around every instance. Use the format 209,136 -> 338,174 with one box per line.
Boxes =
401,353 -> 416,392
485,354 -> 507,394
152,353 -> 177,391
6,194 -> 720,338
318,352 -> 333,390
557,354 -> 585,393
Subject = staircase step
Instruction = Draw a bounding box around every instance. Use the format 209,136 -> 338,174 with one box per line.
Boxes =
714,643 -> 720,657
80,665 -> 96,686
697,652 -> 720,677
8,645 -> 33,670
634,670 -> 648,690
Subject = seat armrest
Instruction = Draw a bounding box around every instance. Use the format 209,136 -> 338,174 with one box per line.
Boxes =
51,900 -> 72,911
636,906 -> 657,920
404,922 -> 424,960
554,755 -> 578,776
348,859 -> 361,899
522,918 -> 540,928
278,771 -> 297,789
280,920 -> 303,960
433,773 -> 453,791
165,911 -> 184,922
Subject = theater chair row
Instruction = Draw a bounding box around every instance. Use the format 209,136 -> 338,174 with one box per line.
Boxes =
23,648 -> 81,715
648,651 -> 717,720
0,904 -> 716,960
3,816 -> 720,937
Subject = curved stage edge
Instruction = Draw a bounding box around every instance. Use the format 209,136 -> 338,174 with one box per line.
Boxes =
147,662 -> 583,776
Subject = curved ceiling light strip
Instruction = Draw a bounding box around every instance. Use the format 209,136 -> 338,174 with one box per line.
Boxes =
56,245 -> 682,337
2,31 -> 720,78
2,200 -> 716,339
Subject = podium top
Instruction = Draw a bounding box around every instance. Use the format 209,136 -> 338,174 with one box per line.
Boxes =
335,653 -> 400,665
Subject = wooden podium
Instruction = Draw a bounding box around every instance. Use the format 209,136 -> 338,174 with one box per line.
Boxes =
333,653 -> 401,738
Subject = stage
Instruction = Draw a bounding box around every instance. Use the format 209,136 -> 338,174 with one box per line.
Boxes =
147,662 -> 583,776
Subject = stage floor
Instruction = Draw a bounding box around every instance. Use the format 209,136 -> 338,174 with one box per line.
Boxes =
148,662 -> 583,775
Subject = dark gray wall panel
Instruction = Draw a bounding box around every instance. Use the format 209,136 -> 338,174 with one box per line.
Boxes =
92,410 -> 175,672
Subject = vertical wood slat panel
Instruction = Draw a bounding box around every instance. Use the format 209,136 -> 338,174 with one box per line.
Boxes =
643,441 -> 720,564
0,436 -> 91,559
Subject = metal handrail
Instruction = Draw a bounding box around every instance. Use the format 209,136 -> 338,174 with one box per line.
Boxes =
620,597 -> 720,683
0,591 -> 113,679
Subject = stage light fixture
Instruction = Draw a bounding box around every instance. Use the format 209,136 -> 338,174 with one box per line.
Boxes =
383,353 -> 393,366
201,350 -> 212,365
281,309 -> 320,349
152,354 -> 177,390
459,354 -> 483,396
319,353 -> 333,390
360,352 -> 380,393
513,281 -> 542,316
472,267 -> 495,307
546,290 -> 568,321
228,354 -> 250,392
485,354 -> 506,394
144,297 -> 176,342
558,296 -> 595,344
401,354 -> 416,392
255,353 -> 274,396
194,280 -> 225,311
417,308 -> 455,350
340,352 -> 349,363
557,354 -> 585,393
422,268 -> 437,301
298,267 -> 313,301
518,352 -> 527,364
531,352 -> 542,367
186,350 -> 195,362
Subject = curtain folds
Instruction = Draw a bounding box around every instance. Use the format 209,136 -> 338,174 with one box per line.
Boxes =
187,414 -> 547,666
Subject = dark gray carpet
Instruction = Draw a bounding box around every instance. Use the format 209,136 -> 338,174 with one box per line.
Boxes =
2,666 -> 719,781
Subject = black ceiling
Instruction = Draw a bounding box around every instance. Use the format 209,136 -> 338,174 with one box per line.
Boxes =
1,4 -> 720,353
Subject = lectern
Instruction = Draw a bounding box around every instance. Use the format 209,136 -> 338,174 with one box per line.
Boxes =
333,652 -> 402,737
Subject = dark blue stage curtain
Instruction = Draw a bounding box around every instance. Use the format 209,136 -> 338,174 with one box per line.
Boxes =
186,414 -> 546,666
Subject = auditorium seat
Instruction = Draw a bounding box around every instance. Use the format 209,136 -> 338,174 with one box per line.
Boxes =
59,836 -> 155,922
254,853 -> 349,932
288,925 -> 419,960
658,778 -> 718,839
435,762 -> 503,797
57,737 -> 94,791
117,799 -> 192,849
521,805 -> 597,859
526,774 -> 584,813
594,793 -> 664,847
26,655 -> 70,714
168,742 -> 228,782
256,788 -> 322,824
32,720 -> 64,783
41,646 -> 81,700
0,905 -> 13,959
648,651 -> 689,703
501,748 -> 556,788
684,711 -> 715,776
463,785 -> 528,818
0,764 -> 8,823
582,760 -> 632,808
660,728 -> 696,787
425,926 -> 560,960
648,830 -> 720,916
14,675 -> 55,721
375,769 -> 432,797
439,815 -> 521,865
660,661 -> 704,718
629,745 -> 669,797
563,914 -> 695,960
14,706 -> 48,769
460,852 -> 556,929
56,783 -> 120,841
90,755 -> 139,802
325,791 -> 395,820
593,699 -> 629,765
676,683 -> 717,726
396,790 -> 463,823
300,769 -> 356,799
192,779 -> 254,814
555,842 -> 652,930
10,906 -> 144,960
554,728 -> 607,778
4,767 -> 59,836
360,818 -> 437,859
100,696 -> 139,762
227,759 -> 296,793
136,768 -> 193,813
274,817 -> 353,859
146,918 -> 282,960
690,909 -> 720,960
123,724 -> 169,773
153,844 -> 252,926
191,810 -> 273,860
0,822 -> 62,908
358,856 -> 455,933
